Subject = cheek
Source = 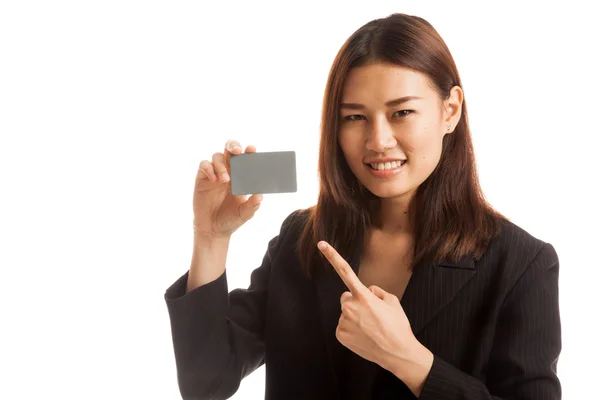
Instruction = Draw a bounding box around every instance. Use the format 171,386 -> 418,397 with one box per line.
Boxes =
407,128 -> 444,162
338,133 -> 361,163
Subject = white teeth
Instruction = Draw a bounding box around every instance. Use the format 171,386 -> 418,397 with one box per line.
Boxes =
370,161 -> 405,170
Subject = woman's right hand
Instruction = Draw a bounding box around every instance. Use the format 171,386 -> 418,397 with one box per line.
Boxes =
192,140 -> 263,239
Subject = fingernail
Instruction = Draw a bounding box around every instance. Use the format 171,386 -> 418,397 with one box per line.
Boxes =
318,241 -> 327,250
257,194 -> 263,202
221,173 -> 230,182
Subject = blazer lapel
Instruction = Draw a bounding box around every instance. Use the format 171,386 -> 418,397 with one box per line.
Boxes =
400,254 -> 476,336
313,236 -> 476,397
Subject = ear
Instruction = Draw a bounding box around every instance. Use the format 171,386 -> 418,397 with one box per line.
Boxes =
444,86 -> 464,134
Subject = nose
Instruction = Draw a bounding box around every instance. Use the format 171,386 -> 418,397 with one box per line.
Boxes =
365,117 -> 397,152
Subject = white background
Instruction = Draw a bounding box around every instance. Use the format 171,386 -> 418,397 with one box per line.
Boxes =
1,1 -> 598,399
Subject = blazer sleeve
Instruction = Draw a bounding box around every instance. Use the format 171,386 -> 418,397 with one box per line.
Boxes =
164,211 -> 298,400
418,242 -> 562,400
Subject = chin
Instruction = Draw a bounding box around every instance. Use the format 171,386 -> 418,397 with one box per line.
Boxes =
361,181 -> 414,199
371,188 -> 411,199
356,162 -> 426,200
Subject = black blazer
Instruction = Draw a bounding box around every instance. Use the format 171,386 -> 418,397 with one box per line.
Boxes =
164,210 -> 561,399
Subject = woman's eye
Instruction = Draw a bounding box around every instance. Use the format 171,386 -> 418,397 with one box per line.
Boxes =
393,110 -> 413,117
343,114 -> 365,121
342,110 -> 413,121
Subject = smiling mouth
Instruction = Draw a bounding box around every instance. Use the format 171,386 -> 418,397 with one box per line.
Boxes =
366,160 -> 406,170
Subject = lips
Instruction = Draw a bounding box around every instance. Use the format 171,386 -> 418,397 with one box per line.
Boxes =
366,160 -> 406,170
366,160 -> 406,179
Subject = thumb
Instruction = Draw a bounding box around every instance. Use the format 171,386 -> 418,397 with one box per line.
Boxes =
238,193 -> 263,222
368,285 -> 389,301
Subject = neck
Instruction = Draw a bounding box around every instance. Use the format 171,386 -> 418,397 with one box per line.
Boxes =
374,194 -> 415,235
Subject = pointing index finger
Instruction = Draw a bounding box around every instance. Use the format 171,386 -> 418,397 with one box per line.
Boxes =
318,241 -> 369,297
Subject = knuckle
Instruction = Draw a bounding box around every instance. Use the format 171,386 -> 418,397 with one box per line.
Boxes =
236,206 -> 248,223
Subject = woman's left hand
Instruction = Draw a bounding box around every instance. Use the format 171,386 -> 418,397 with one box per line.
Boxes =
317,240 -> 433,378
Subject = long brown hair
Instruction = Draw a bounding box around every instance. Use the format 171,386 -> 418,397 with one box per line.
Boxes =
297,13 -> 507,279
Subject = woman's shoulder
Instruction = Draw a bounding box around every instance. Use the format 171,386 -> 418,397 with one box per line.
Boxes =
265,207 -> 312,253
494,217 -> 550,254
277,207 -> 312,237
480,216 -> 558,277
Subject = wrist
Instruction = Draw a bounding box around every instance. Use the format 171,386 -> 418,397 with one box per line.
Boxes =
188,234 -> 231,292
193,231 -> 231,248
387,340 -> 434,397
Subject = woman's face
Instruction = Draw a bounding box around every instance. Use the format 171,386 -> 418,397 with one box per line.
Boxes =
338,62 -> 462,200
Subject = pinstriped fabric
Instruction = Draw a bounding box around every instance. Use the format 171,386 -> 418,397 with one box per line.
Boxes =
164,211 -> 561,399
415,241 -> 561,400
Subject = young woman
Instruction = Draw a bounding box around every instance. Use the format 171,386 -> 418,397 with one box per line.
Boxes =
165,13 -> 561,400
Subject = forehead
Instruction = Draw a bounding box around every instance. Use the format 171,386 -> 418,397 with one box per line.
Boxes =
342,63 -> 435,101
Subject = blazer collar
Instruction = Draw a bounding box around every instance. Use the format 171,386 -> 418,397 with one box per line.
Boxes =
312,236 -> 476,399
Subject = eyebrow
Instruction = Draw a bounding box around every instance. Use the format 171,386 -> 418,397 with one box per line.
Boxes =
340,96 -> 423,110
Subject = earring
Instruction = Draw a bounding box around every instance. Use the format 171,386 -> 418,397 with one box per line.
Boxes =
447,124 -> 451,131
